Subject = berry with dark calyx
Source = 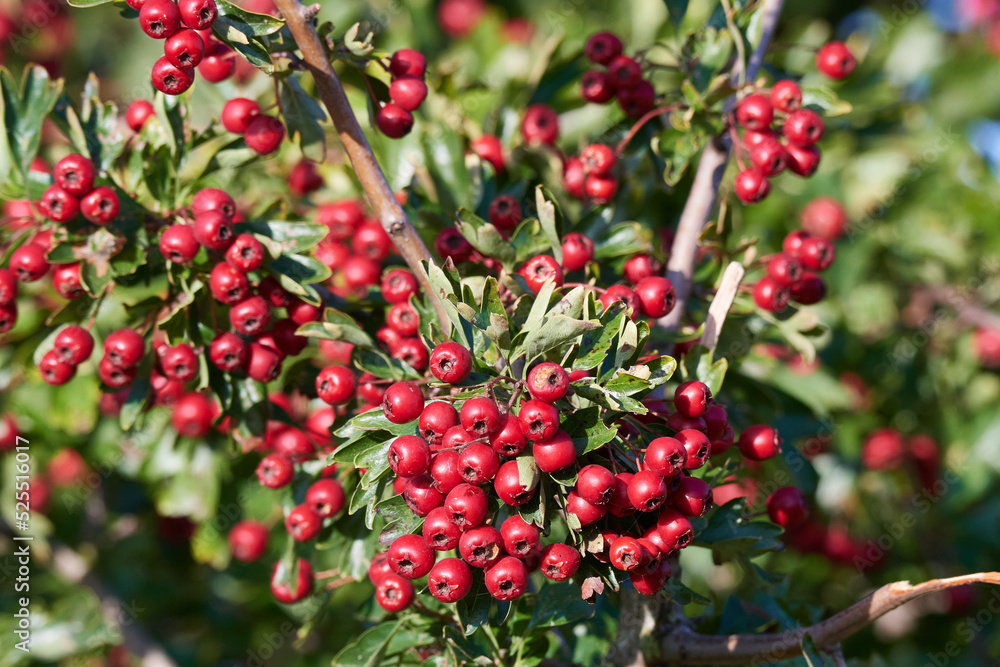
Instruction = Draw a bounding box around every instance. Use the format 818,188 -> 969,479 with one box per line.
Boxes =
631,560 -> 671,595
739,424 -> 782,461
676,429 -> 711,470
459,525 -> 503,569
518,399 -> 560,442
99,357 -> 137,388
796,236 -> 836,271
634,276 -> 676,318
785,142 -> 821,177
209,262 -> 249,304
766,253 -> 804,287
178,0 -> 217,30
54,326 -> 94,365
460,397 -> 502,436
801,197 -> 847,239
388,435 -> 432,478
783,230 -> 811,256
0,269 -> 16,306
563,157 -> 586,198
104,329 -> 145,368
734,168 -> 770,204
376,573 -> 414,612
403,474 -> 445,516
767,486 -> 809,528
80,187 -> 120,225
493,459 -> 539,506
526,362 -> 569,403
566,490 -> 606,526
561,233 -> 595,272
285,504 -> 322,542
521,104 -> 559,145
258,276 -> 290,308
376,103 -> 415,139
423,507 -> 463,551
627,470 -> 668,512
428,557 -> 473,603
816,41 -> 857,79
305,478 -> 345,518
624,254 -> 664,284
352,221 -> 392,261
388,534 -> 436,580
617,80 -> 656,117
752,276 -> 790,312
674,381 -> 711,418
39,185 -> 79,223
140,0 -> 181,38
229,521 -> 268,562
316,365 -> 357,405
770,79 -> 803,112
575,464 -> 615,506
429,341 -> 473,383
230,295 -> 271,335
485,556 -> 528,601
151,57 -> 194,96
419,401 -> 460,446
256,453 -> 294,488
381,269 -> 419,304
444,483 -> 488,530
193,211 -> 235,250
540,543 -> 581,582
221,98 -> 261,134
600,284 -> 640,317
52,263 -> 84,299
389,77 -> 428,112
225,233 -> 265,272
434,227 -> 474,264
160,224 -> 200,263
585,31 -> 623,65
160,343 -> 199,382
644,437 -> 687,479
671,476 -> 713,517
430,451 -> 463,494
736,93 -> 774,131
442,425 -> 475,450
581,143 -> 617,175
608,55 -> 642,90
532,430 -> 576,472
393,338 -> 429,372
198,42 -> 236,82
783,109 -> 825,146
501,516 -> 541,559
656,509 -> 694,551
748,134 -> 788,176
246,341 -> 282,382
520,255 -> 564,293
244,115 -> 286,155
471,134 -> 505,173
126,100 -> 156,132
610,536 -> 645,572
488,195 -> 522,231
164,29 -> 205,69
40,350 -> 75,386
271,558 -> 314,603
581,70 -> 615,103
458,442 -> 500,485
790,272 -> 826,305
584,173 -> 618,204
10,244 -> 50,282
389,49 -> 426,78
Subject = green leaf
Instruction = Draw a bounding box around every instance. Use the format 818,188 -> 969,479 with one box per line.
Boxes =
0,66 -> 63,189
524,316 -> 599,362
563,407 -> 619,454
422,260 -> 476,350
120,378 -> 151,431
337,409 -> 419,438
236,220 -> 328,255
801,87 -> 853,117
296,310 -> 375,348
694,500 -> 784,558
574,302 -> 628,371
657,126 -> 709,186
49,74 -> 125,171
534,186 -> 563,264
212,0 -> 284,74
267,253 -> 332,301
376,495 -> 423,545
572,380 -> 647,414
457,577 -> 493,635
697,353 -> 728,396
456,208 -> 517,266
332,621 -> 402,667
528,581 -> 595,629
663,0 -> 689,26
355,348 -> 421,381
473,276 -> 511,350
278,77 -> 328,162
592,223 -> 649,260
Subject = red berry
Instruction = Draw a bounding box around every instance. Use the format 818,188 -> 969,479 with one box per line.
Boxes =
285,504 -> 322,542
241,342 -> 278,382
674,381 -> 711,418
606,472 -> 634,516
584,173 -> 618,204
53,326 -> 94,365
316,365 -> 357,405
519,255 -> 564,293
221,98 -> 261,134
288,160 -> 323,197
443,483 -> 488,530
526,363 -> 569,403
151,57 -> 194,96
376,103 -> 415,139
159,224 -> 200,263
207,262 -> 248,304
500,516 -> 541,559
634,276 -> 676,318
617,80 -> 655,117
172,392 -> 214,437
627,470 -> 668,512
521,104 -> 559,145
165,29 -> 205,69
160,343 -> 199,382
455,398 -> 497,437
434,227 -> 474,263
388,435 -> 432,478
387,302 -> 420,337
271,319 -> 308,356
531,430 -> 576,472
752,276 -> 789,312
244,115 -> 285,155
40,349 -> 75,386
862,428 -> 906,470
644,437 -> 686,479
743,128 -> 777,147
796,236 -> 836,271
790,272 -> 826,305
126,100 -> 156,132
198,42 -> 236,82
99,357 -> 137,388
104,329 -> 145,368
785,142 -> 822,177
517,399 -> 559,442
766,253 -> 804,287
38,185 -> 79,223
734,168 -> 770,204
567,490 -> 606,527
271,558 -> 313,603
0,269 -> 17,306
738,424 -> 782,461
193,211 -> 235,251
470,134 -> 505,173
800,197 -> 847,239
585,32 -> 623,65
178,0 -> 217,30
225,233 -> 265,272
389,77 -> 428,112
381,269 -> 419,304
389,49 -> 426,78
783,109 -> 824,146
631,560 -> 671,595
351,221 -> 392,261
736,93 -> 774,131
540,543 -> 581,581
581,70 -> 615,103
437,0 -> 486,37
429,451 -> 463,495
488,195 -> 521,230
457,442 -> 499,485
388,534 -> 436,579
782,230 -> 811,256
287,298 -> 321,325
229,520 -> 268,562
563,157 -> 586,198
193,188 -> 236,220
607,55 -> 642,90
80,187 -> 120,225
748,134 -> 788,176
582,143 -> 617,176
770,79 -> 802,112
459,525 -> 503,568
256,453 -> 293,488
767,486 -> 809,528
600,284 -> 640,316
816,41 -> 857,79
561,233 -> 594,272
52,263 -> 84,299
382,382 -> 425,424
493,459 -> 538,506
485,556 -> 528,600
428,557 -> 473,603
676,429 -> 711,470
671,475 -> 713,517
656,509 -> 694,551
230,296 -> 271,335
305,478 -> 344,518
140,0 -> 181,38
376,573 -> 414,612
402,473 -> 443,516
610,536 -> 645,571
422,506 -> 462,551
624,254 -> 664,285
10,243 -> 50,282
419,402 -> 459,447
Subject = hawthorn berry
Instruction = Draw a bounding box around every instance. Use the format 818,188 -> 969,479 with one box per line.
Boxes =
140,0 -> 181,38
246,342 -> 282,382
816,41 -> 857,79
585,31 -> 623,66
584,173 -> 618,204
581,143 -> 617,176
389,77 -> 428,112
485,556 -> 528,601
610,536 -> 645,571
644,437 -> 687,479
404,474 -> 445,516
178,0 -> 217,30
801,197 -> 847,239
10,243 -> 50,282
423,507 -> 463,551
634,276 -> 676,318
388,435 -> 432,478
617,80 -> 655,117
631,560 -> 671,596
752,276 -> 790,312
270,319 -> 308,356
151,57 -> 195,95
285,504 -> 323,543
376,103 -> 415,138
470,134 -> 505,173
783,109 -> 824,146
429,451 -> 463,495
748,135 -> 788,176
782,230 -> 811,256
457,442 -> 500,485
518,399 -> 560,442
40,350 -> 75,386
581,70 -> 615,104
656,509 -> 694,551
316,365 -> 357,405
305,478 -> 345,518
770,79 -> 803,112
540,543 -> 581,581
38,185 -> 79,223
674,381 -> 711,418
434,227 -> 474,264
287,298 -> 321,325
351,221 -> 392,261
428,557 -> 473,603
561,233 -> 595,272
767,486 -> 809,528
531,430 -> 576,472
52,263 -> 84,299
160,224 -> 200,263
54,326 -> 94,365
0,269 -> 16,305
98,357 -> 138,388
388,534 -> 436,579
230,296 -> 271,335
520,255 -> 564,293
500,515 -> 541,559
172,392 -> 214,437
607,55 -> 642,90
734,168 -> 770,204
387,303 -> 420,336
381,269 -> 419,304
271,558 -> 314,603
199,42 -> 236,82
563,156 -> 586,198
244,115 -> 286,155
229,520 -> 268,562
493,459 -> 538,506
787,142 -> 822,177
393,338 -> 429,372
418,402 -> 459,447
104,329 -> 145,368
526,362 -> 569,403
624,254 -> 664,285
459,525 -> 503,568
862,428 -> 907,470
566,490 -> 606,526
671,476 -> 713,517
736,93 -> 774,131
460,397 -> 502,436
676,429 -> 711,470
193,211 -> 235,251
766,253 -> 804,287
488,195 -> 522,231
627,470 -> 668,512
80,187 -> 120,225
738,424 -> 782,461
160,343 -> 199,382
164,29 -> 205,69
600,284 -> 640,316
126,100 -> 156,132
444,483 -> 488,530
521,104 -> 559,145
225,234 -> 265,272
376,573 -> 414,612
796,236 -> 836,271
208,263 -> 249,305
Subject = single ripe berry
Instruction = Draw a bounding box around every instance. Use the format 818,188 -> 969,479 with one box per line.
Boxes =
270,558 -> 314,603
526,362 -> 569,403
225,233 -> 265,272
585,31 -> 623,65
389,77 -> 428,112
459,525 -> 503,569
674,381 -> 711,418
99,357 -> 137,388
171,392 -> 214,437
561,233 -> 595,272
388,534 -> 436,580
221,98 -> 262,134
428,557 -> 473,603
0,269 -> 15,307
600,284 -> 640,316
631,559 -> 671,596
861,428 -> 906,470
40,350 -> 76,386
796,236 -> 836,271
488,195 -> 522,231
423,507 -> 463,551
783,109 -> 824,146
500,516 -> 541,559
382,381 -> 425,423
783,230 -> 811,256
285,504 -> 322,542
303,479 -> 344,519
376,573 -> 414,612
676,429 -> 711,470
160,343 -> 199,382
38,186 -> 79,223
193,210 -> 235,250
766,253 -> 804,287
209,262 -> 250,305
627,470 -> 668,512
151,57 -> 195,96
160,224 -> 200,263
381,269 -> 419,304
457,442 -> 500,485
563,156 -> 586,198
610,536 -> 645,571
634,276 -> 676,318
419,402 -> 460,446
738,424 -> 782,461
767,486 -> 809,528
748,134 -> 788,176
388,435 -> 432,478
104,329 -> 145,368
485,556 -> 528,601
443,483 -> 488,530
208,332 -> 247,372
140,0 -> 181,39
164,29 -> 205,69
53,326 -> 94,365
736,93 -> 774,131
517,400 -> 560,442
80,187 -> 120,225
229,520 -> 269,562
656,509 -> 694,551
671,476 -> 713,517
287,297 -> 321,325
352,221 -> 392,261
734,168 -> 770,204
581,70 -> 615,103
791,272 -> 826,305
581,143 -> 617,176
230,295 -> 271,335
52,263 -> 84,299
752,276 -> 789,312
126,100 -> 156,132
316,365 -> 357,405
644,437 -> 686,479
785,143 -> 821,177
800,197 -> 847,239
460,397 -> 502,436
493,459 -> 538,506
521,104 -> 559,145
247,342 -> 282,382
244,115 -> 286,155
178,0 -> 217,30
624,254 -> 664,285
470,134 -> 505,173
486,413 -> 528,456
816,41 -> 857,80
429,342 -> 473,384
607,55 -> 642,90
540,543 -> 581,582
376,103 -> 415,139
617,80 -> 655,118
771,79 -> 803,112
531,430 -> 576,472
429,451 -> 463,496
256,453 -> 294,488
519,255 -> 564,294
576,464 -> 615,506
288,160 -> 323,197
434,227 -> 473,263
199,42 -> 236,82
389,49 -> 426,78
584,173 -> 618,204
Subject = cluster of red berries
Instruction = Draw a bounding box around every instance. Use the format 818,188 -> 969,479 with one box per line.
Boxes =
38,153 -> 120,226
564,143 -> 619,205
376,50 -> 430,139
579,32 -> 654,118
124,0 -> 238,95
221,97 -> 287,155
861,428 -> 940,489
751,196 -> 847,312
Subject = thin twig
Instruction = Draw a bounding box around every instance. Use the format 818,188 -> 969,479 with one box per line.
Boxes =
659,0 -> 785,332
272,0 -> 451,333
698,261 -> 746,353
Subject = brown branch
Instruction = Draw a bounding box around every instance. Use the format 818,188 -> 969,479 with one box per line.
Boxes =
655,572 -> 1000,665
272,0 -> 451,333
659,0 -> 785,331
698,261 -> 745,353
